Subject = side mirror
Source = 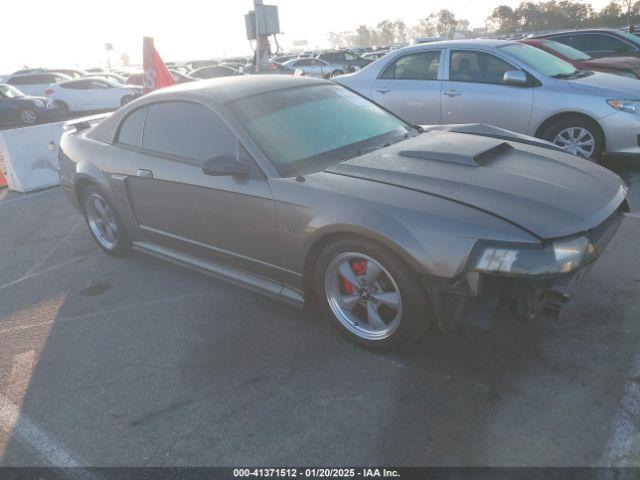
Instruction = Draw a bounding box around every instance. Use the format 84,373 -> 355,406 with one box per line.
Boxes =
503,70 -> 528,86
202,154 -> 249,177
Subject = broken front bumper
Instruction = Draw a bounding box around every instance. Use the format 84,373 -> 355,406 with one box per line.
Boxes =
427,206 -> 627,334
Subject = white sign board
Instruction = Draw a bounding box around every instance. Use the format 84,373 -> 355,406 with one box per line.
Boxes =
0,122 -> 64,193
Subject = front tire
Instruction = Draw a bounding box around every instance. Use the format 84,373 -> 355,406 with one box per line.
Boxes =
120,95 -> 134,106
541,115 -> 604,161
82,186 -> 131,257
54,101 -> 70,117
315,238 -> 432,351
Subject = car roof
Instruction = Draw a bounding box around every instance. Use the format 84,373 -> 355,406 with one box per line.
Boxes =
86,75 -> 330,145
58,76 -> 120,86
193,65 -> 235,71
395,38 -> 514,53
9,71 -> 72,79
535,28 -> 626,37
151,74 -> 326,103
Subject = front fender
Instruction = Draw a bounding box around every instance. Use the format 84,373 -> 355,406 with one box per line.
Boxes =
270,174 -> 539,281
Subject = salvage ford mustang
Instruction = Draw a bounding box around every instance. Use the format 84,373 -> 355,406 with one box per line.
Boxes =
58,76 -> 628,350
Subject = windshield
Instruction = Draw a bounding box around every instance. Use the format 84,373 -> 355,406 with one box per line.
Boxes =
542,40 -> 592,61
500,42 -> 578,77
228,84 -> 412,176
0,84 -> 24,98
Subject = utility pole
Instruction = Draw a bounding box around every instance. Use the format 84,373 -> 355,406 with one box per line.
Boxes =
254,0 -> 270,73
246,1 -> 279,73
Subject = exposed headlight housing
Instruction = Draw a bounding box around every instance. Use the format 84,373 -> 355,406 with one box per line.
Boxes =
473,236 -> 596,276
607,99 -> 640,114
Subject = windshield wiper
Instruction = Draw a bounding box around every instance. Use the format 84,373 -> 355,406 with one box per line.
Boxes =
341,132 -> 413,161
341,143 -> 392,161
551,70 -> 591,79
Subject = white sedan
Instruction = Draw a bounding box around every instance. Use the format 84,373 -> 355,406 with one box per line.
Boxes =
44,78 -> 141,114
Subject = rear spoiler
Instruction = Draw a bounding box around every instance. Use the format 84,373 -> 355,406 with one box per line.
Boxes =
63,113 -> 112,133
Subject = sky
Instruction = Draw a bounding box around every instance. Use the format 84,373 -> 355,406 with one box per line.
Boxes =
1,0 -> 612,73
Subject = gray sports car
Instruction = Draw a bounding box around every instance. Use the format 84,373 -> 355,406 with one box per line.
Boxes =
59,76 -> 628,350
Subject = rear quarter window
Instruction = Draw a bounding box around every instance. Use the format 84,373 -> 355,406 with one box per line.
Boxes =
117,107 -> 147,148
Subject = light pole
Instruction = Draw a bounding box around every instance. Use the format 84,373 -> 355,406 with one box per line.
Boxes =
105,43 -> 113,71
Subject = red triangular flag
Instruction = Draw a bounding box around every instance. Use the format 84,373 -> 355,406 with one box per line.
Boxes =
143,37 -> 176,94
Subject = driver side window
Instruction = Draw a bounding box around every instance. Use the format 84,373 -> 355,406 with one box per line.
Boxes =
574,34 -> 633,54
449,50 -> 515,84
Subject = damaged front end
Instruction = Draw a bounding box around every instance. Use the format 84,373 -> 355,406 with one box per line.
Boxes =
428,205 -> 627,335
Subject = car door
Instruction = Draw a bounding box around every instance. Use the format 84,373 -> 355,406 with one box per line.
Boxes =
291,59 -> 311,75
85,80 -> 117,109
60,80 -> 92,110
371,49 -> 444,125
115,101 -> 279,277
441,49 -> 533,133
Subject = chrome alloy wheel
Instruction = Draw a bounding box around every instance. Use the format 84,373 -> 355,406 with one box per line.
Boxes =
324,252 -> 403,341
553,127 -> 596,158
21,109 -> 37,124
85,193 -> 118,250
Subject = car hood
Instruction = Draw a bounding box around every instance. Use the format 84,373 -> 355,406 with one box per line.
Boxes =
566,70 -> 640,95
584,56 -> 640,70
11,95 -> 48,103
324,131 -> 625,239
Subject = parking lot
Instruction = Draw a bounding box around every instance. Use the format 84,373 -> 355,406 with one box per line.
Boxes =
0,164 -> 638,467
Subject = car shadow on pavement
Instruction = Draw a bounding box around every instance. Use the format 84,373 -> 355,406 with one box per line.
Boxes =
1,191 -> 640,466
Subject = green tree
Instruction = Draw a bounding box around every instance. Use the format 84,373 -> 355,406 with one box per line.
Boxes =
353,25 -> 374,48
413,17 -> 437,37
488,5 -> 519,33
394,19 -> 408,44
433,9 -> 458,38
375,20 -> 396,45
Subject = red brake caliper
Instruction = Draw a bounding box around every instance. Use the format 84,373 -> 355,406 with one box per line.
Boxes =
343,260 -> 367,294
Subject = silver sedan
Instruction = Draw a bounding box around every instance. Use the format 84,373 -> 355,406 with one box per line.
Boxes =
335,39 -> 640,160
282,58 -> 346,78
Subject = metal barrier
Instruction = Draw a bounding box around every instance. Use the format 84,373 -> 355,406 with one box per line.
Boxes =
0,122 -> 64,193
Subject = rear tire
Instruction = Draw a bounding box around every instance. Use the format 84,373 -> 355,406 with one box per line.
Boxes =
54,101 -> 70,117
540,115 -> 604,161
82,186 -> 131,257
314,238 -> 431,351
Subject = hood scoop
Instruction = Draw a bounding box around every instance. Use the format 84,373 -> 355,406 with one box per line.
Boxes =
399,138 -> 513,167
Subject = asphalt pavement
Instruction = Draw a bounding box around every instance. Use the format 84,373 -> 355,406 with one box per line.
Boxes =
0,166 -> 639,467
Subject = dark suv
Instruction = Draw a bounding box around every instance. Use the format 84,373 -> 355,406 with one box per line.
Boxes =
534,29 -> 640,58
315,50 -> 372,70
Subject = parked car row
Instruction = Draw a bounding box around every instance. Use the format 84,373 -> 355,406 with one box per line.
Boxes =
0,83 -> 64,126
0,69 -> 142,125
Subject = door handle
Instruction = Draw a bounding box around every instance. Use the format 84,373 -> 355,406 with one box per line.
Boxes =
137,169 -> 154,178
376,87 -> 391,94
444,89 -> 461,97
